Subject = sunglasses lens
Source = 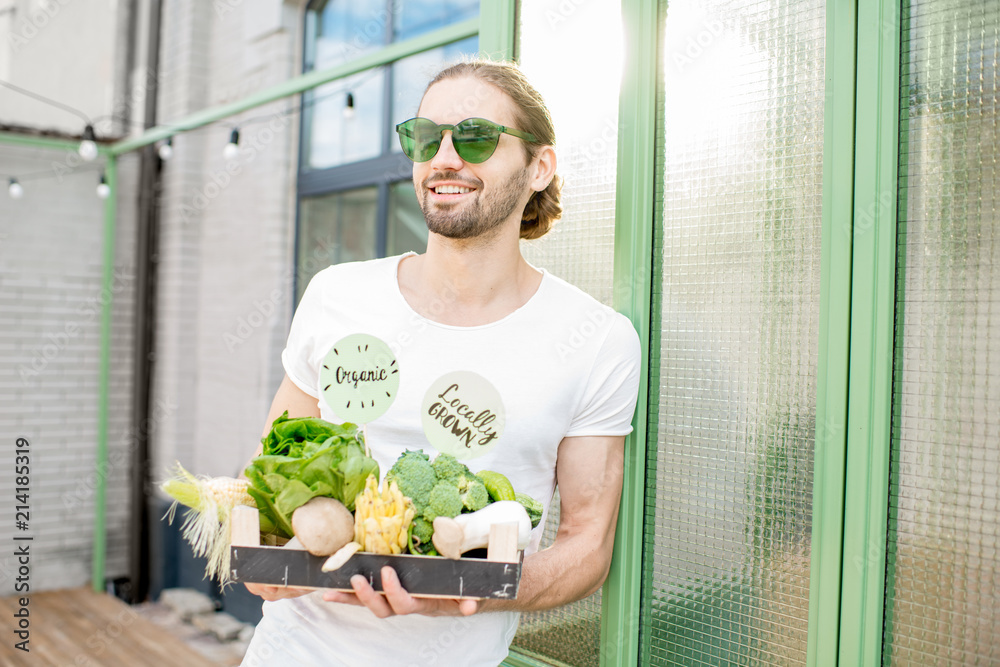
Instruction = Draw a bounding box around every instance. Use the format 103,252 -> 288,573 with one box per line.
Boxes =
452,119 -> 501,164
397,118 -> 441,162
396,118 -> 504,163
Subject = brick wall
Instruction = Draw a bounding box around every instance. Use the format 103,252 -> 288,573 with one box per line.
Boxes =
150,0 -> 303,484
0,145 -> 140,594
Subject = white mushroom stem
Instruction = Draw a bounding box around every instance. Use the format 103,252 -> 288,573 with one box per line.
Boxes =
432,501 -> 532,560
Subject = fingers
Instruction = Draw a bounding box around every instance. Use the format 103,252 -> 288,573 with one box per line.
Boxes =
318,567 -> 481,618
458,598 -> 479,616
244,583 -> 312,602
350,571 -> 396,618
380,567 -> 419,616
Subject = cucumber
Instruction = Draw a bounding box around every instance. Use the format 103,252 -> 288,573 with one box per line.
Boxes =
478,470 -> 516,502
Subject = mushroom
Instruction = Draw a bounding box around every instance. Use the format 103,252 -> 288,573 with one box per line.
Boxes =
290,496 -> 355,557
431,501 -> 532,559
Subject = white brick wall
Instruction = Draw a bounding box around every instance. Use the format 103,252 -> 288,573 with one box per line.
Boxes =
150,0 -> 304,486
1,0 -> 307,595
0,145 -> 140,595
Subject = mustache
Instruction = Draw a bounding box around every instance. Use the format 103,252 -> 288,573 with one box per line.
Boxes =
423,173 -> 482,189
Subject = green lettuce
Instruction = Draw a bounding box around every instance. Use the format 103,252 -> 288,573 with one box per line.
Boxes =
245,412 -> 378,538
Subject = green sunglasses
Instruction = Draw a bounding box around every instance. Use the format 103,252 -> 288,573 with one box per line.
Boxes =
395,117 -> 538,164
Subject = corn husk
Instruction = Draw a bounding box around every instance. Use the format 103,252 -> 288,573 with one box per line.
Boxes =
161,463 -> 256,586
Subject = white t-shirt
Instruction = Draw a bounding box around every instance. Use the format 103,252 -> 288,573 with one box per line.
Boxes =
242,253 -> 641,667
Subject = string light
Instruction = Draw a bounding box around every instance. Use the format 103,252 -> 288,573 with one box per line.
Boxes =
96,173 -> 111,199
158,136 -> 174,160
223,128 -> 240,159
79,124 -> 99,161
0,68 -> 378,190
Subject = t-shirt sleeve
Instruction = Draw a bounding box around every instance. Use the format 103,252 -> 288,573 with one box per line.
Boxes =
565,313 -> 642,437
280,271 -> 326,399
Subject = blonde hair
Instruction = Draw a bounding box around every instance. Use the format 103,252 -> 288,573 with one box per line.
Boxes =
425,60 -> 563,240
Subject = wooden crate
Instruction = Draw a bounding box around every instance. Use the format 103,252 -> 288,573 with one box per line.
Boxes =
229,506 -> 522,600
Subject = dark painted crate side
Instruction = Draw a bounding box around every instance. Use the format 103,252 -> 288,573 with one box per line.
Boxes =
230,546 -> 522,600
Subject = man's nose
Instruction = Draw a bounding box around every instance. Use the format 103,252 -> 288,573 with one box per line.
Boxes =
430,131 -> 464,170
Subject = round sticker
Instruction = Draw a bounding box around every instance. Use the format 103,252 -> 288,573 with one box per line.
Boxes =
421,371 -> 505,460
320,334 -> 399,424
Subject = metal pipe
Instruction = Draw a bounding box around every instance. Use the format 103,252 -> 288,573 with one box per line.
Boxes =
126,0 -> 163,605
108,18 -> 478,155
92,155 -> 118,592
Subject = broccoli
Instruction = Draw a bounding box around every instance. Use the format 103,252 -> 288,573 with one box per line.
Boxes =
385,450 -> 436,510
387,449 -> 506,553
425,481 -> 463,522
430,453 -> 467,482
458,475 -> 489,512
408,517 -> 435,554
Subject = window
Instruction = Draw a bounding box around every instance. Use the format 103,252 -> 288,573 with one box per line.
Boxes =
295,0 -> 479,302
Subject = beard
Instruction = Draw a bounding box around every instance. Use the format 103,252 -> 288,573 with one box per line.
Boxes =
419,168 -> 530,240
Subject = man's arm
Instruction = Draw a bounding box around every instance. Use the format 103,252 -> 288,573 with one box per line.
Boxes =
326,433 -> 626,617
481,433 -> 625,612
243,374 -> 320,602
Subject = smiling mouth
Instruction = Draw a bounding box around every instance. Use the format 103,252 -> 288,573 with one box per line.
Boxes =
431,185 -> 475,194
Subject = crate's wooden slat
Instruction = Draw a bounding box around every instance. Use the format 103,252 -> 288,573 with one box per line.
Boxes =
232,545 -> 522,599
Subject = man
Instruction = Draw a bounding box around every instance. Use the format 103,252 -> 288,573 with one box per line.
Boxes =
241,60 -> 640,666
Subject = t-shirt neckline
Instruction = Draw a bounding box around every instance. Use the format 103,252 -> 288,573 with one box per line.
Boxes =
391,251 -> 549,331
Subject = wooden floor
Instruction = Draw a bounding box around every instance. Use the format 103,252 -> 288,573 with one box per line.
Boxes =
0,587 -> 221,667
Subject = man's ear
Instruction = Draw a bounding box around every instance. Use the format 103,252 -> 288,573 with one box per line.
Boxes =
530,145 -> 557,192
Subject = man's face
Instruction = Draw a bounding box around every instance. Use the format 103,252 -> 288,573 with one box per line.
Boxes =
412,76 -> 534,240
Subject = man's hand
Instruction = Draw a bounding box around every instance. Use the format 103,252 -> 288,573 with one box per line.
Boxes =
321,566 -> 479,618
245,583 -> 314,602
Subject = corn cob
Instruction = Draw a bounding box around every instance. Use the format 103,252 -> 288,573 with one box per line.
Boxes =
161,463 -> 256,586
353,475 -> 414,554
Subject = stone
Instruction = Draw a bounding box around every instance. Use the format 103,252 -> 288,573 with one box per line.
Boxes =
191,611 -> 247,642
238,624 -> 256,643
159,588 -> 216,620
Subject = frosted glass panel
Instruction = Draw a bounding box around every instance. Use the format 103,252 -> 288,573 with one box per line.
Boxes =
883,2 -> 1000,664
511,0 -> 625,664
643,0 -> 825,664
517,0 -> 625,308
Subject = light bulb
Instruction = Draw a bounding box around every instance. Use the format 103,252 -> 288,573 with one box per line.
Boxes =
158,137 -> 174,160
223,128 -> 240,159
79,124 -> 98,161
8,178 -> 23,199
96,174 -> 110,199
343,92 -> 355,119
